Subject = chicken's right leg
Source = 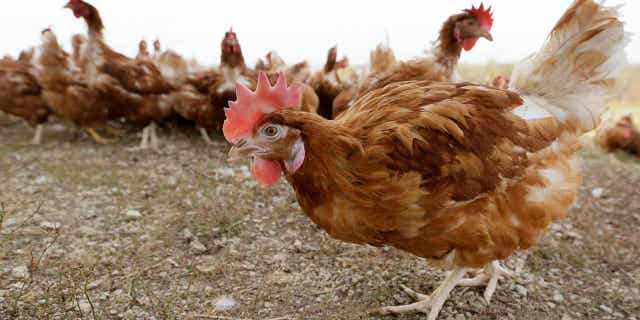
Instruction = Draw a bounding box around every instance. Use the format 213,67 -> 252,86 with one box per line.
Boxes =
31,124 -> 44,145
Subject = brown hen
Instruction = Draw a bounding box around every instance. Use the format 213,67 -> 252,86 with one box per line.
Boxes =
224,1 -> 628,319
333,4 -> 494,118
0,56 -> 50,144
65,0 -> 175,150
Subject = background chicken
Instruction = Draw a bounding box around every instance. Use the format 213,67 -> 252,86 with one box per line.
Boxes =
332,43 -> 397,118
36,29 -> 113,144
308,46 -> 359,119
595,114 -> 640,157
0,55 -> 50,144
333,4 -> 495,119
65,0 -> 175,150
223,1 -> 628,319
209,28 -> 256,120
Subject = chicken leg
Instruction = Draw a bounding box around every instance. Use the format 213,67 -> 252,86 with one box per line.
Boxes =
128,122 -> 161,151
85,128 -> 113,144
31,124 -> 44,145
199,127 -> 215,145
457,261 -> 514,303
376,267 -> 469,320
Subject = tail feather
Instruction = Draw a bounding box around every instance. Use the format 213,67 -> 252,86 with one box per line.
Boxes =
510,0 -> 630,134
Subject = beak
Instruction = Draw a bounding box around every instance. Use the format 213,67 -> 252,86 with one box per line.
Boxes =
63,2 -> 72,9
227,140 -> 263,162
479,27 -> 493,42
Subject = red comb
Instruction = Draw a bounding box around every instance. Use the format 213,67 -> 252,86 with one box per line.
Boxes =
223,71 -> 303,142
464,3 -> 493,28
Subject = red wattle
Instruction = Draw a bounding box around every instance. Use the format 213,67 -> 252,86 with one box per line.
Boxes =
251,157 -> 282,187
463,38 -> 479,51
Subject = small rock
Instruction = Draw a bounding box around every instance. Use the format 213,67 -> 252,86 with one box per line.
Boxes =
561,315 -> 573,320
125,209 -> 142,219
167,176 -> 178,187
599,305 -> 613,314
214,296 -> 236,312
182,228 -> 194,241
215,167 -> 235,178
12,266 -> 29,279
591,188 -> 605,198
78,300 -> 92,313
34,176 -> 48,185
552,291 -> 564,303
514,284 -> 528,297
40,221 -> 61,230
190,239 -> 207,253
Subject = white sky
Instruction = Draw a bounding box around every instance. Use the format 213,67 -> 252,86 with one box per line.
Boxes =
1,0 -> 638,67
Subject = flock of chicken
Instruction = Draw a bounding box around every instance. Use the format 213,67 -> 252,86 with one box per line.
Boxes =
0,0 -> 500,151
0,0 -> 634,320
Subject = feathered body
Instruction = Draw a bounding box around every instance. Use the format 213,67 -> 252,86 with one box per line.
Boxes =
36,30 -> 109,131
0,56 -> 50,143
224,1 -> 628,319
66,0 -> 175,148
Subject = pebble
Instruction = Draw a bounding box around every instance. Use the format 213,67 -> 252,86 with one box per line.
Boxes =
182,228 -> 195,241
214,296 -> 237,312
125,209 -> 142,219
190,239 -> 207,253
591,187 -> 605,198
215,167 -> 235,178
599,305 -> 613,314
34,176 -> 48,185
12,265 -> 29,279
514,284 -> 528,297
552,291 -> 564,303
39,221 -> 61,230
167,176 -> 178,186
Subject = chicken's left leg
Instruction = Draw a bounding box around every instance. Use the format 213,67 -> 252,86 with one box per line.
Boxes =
31,124 -> 44,145
375,267 -> 469,320
457,261 -> 514,303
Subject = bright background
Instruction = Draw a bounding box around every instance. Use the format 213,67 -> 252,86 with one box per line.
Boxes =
1,0 -> 637,67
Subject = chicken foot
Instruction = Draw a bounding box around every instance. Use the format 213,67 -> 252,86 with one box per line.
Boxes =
458,261 -> 514,303
85,128 -> 114,144
375,267 -> 469,320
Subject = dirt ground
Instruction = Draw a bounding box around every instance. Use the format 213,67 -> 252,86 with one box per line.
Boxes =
1,115 -> 639,320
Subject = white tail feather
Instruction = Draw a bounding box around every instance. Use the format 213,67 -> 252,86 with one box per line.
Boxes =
510,0 -> 630,134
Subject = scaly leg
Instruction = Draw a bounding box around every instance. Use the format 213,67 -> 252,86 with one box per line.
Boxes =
458,261 -> 514,303
149,122 -> 160,151
85,128 -> 113,144
31,124 -> 44,145
375,267 -> 469,320
127,125 -> 150,151
199,127 -> 215,145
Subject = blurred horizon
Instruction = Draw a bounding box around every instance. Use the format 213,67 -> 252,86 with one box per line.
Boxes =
0,0 -> 638,68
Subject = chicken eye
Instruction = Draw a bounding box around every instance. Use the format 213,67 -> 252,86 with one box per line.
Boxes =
262,125 -> 280,137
